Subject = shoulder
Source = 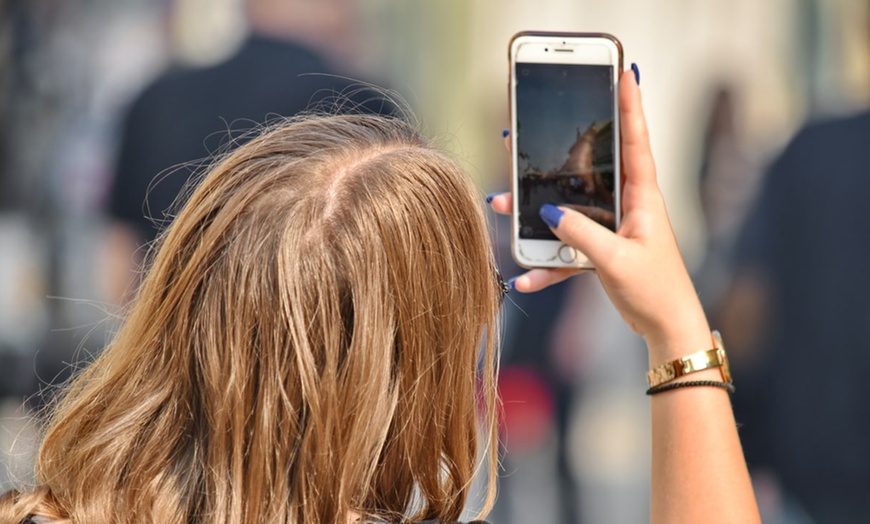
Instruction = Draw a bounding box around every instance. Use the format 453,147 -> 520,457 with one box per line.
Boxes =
759,109 -> 870,193
780,109 -> 870,161
799,109 -> 870,138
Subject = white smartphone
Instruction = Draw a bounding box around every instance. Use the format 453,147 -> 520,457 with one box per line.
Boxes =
509,31 -> 623,269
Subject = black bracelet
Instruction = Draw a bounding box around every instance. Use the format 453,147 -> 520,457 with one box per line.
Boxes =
646,380 -> 735,396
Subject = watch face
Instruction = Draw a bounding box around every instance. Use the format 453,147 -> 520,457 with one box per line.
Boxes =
712,330 -> 732,383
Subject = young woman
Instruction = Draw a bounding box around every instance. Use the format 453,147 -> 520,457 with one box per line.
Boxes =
0,69 -> 760,523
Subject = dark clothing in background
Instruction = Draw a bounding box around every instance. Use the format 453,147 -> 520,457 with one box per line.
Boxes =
110,35 -> 392,243
733,110 -> 870,523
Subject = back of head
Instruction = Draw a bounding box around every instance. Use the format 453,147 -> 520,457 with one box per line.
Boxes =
6,114 -> 501,523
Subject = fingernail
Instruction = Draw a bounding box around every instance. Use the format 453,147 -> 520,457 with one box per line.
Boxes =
539,203 -> 564,229
507,277 -> 517,291
631,63 -> 640,85
485,192 -> 501,204
502,129 -> 510,138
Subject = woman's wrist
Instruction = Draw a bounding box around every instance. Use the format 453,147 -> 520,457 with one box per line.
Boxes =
644,308 -> 712,367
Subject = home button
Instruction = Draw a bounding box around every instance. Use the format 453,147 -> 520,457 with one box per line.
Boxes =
558,244 -> 577,263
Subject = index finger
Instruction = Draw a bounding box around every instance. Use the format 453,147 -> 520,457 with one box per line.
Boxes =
619,67 -> 656,188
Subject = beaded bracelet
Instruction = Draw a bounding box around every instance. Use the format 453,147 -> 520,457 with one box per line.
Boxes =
645,380 -> 735,396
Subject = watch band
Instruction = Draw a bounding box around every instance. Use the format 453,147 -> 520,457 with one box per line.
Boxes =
646,330 -> 732,387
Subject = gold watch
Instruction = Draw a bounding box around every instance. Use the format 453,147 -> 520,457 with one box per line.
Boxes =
646,330 -> 732,387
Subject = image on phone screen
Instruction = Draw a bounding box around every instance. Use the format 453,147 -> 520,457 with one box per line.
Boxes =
515,63 -> 616,240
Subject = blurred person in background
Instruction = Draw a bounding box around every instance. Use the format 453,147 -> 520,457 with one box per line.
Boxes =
690,7 -> 870,521
719,102 -> 870,524
104,0 -> 392,304
716,12 -> 870,518
715,9 -> 870,522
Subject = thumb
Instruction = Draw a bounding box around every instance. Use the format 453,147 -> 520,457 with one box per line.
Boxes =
539,204 -> 618,266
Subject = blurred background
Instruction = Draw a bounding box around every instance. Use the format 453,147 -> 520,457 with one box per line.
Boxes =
1,0 -> 869,523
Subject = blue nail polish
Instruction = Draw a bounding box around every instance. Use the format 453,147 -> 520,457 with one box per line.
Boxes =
485,192 -> 500,204
631,63 -> 640,85
507,277 -> 517,291
539,203 -> 564,229
502,129 -> 510,138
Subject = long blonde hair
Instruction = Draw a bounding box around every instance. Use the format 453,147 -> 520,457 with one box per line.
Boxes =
1,114 -> 502,523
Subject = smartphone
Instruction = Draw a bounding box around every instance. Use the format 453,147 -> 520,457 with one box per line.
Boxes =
509,31 -> 623,269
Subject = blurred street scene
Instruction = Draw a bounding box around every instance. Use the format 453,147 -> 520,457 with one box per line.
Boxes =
2,1 -> 870,522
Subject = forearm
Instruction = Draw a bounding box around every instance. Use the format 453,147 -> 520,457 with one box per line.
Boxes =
647,315 -> 761,524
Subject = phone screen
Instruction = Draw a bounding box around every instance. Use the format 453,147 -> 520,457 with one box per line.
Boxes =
515,62 -> 616,240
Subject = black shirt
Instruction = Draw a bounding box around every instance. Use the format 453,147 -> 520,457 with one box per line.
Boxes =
110,35 -> 393,243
